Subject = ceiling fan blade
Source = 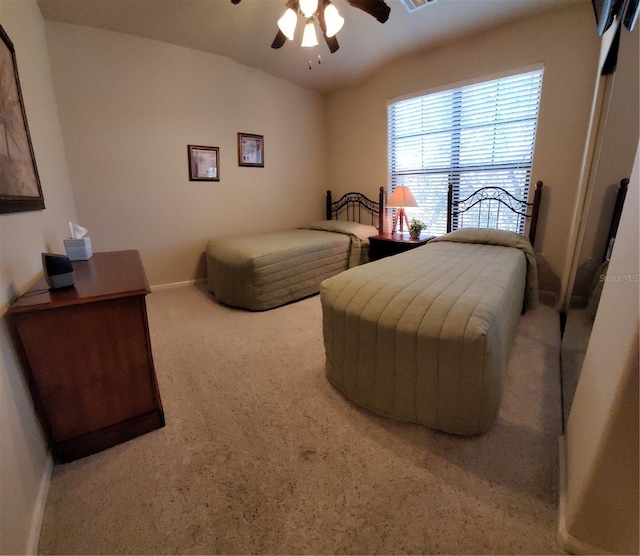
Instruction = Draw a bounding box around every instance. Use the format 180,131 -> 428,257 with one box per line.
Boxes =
324,34 -> 339,53
346,0 -> 390,23
271,30 -> 287,49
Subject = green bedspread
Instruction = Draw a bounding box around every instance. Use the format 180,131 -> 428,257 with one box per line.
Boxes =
206,220 -> 378,311
321,228 -> 538,434
302,220 -> 380,268
430,227 -> 539,309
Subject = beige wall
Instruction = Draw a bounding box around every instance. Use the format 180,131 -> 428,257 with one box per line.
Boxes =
324,4 -> 600,300
0,1 -> 78,554
44,22 -> 327,286
561,142 -> 639,554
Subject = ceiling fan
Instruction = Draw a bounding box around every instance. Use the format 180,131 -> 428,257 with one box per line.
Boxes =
231,0 -> 391,54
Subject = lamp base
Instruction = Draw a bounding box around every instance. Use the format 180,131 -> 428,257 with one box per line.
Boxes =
392,208 -> 410,234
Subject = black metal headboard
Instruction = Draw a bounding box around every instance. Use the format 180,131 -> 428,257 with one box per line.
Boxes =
603,178 -> 629,262
326,187 -> 385,232
447,181 -> 543,246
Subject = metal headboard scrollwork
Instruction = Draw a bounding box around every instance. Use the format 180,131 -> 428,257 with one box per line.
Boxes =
603,178 -> 628,262
447,181 -> 543,246
326,187 -> 385,232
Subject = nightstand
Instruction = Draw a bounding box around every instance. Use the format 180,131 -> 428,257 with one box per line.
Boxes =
369,233 -> 436,261
8,251 -> 165,462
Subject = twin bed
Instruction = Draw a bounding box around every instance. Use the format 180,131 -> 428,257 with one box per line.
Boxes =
206,188 -> 384,311
207,182 -> 543,435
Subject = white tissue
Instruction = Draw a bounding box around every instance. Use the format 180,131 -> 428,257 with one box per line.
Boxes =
69,222 -> 88,239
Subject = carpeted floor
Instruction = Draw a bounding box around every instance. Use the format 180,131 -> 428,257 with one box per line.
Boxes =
38,284 -> 564,555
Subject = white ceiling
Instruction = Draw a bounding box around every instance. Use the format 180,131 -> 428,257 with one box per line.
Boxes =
37,0 -> 586,94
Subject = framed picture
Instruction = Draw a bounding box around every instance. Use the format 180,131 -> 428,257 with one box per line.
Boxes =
238,133 -> 264,167
0,24 -> 45,214
188,145 -> 219,181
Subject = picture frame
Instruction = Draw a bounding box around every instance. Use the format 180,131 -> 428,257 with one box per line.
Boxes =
188,145 -> 220,181
238,133 -> 264,167
0,24 -> 45,214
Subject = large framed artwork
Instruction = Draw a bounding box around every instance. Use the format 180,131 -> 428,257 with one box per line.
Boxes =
0,24 -> 44,214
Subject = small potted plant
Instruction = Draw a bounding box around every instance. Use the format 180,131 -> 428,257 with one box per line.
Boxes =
408,218 -> 426,239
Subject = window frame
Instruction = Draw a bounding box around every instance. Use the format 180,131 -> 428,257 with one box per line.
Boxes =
387,64 -> 544,236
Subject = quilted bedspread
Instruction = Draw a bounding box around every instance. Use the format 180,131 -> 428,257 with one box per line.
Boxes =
321,229 -> 538,434
206,221 -> 378,311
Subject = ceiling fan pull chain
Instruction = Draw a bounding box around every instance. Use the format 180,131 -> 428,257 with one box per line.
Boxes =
308,55 -> 322,69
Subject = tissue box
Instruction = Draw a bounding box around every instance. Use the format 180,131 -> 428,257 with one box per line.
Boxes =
63,237 -> 93,260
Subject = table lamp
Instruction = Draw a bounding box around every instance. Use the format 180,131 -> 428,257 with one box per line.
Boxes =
387,186 -> 418,233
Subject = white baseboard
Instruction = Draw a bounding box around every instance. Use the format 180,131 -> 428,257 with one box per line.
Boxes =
26,454 -> 54,555
556,436 -> 610,555
150,278 -> 206,292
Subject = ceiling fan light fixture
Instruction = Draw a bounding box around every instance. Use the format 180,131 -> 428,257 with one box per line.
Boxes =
235,0 -> 391,55
324,3 -> 344,37
299,0 -> 319,18
301,19 -> 319,47
277,8 -> 298,40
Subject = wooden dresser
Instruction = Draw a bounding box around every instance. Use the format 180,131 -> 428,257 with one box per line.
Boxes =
8,250 -> 164,463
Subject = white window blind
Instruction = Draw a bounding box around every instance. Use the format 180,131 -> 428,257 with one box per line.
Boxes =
388,69 -> 543,235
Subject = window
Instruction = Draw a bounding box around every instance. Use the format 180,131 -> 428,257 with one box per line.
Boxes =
388,68 -> 543,235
